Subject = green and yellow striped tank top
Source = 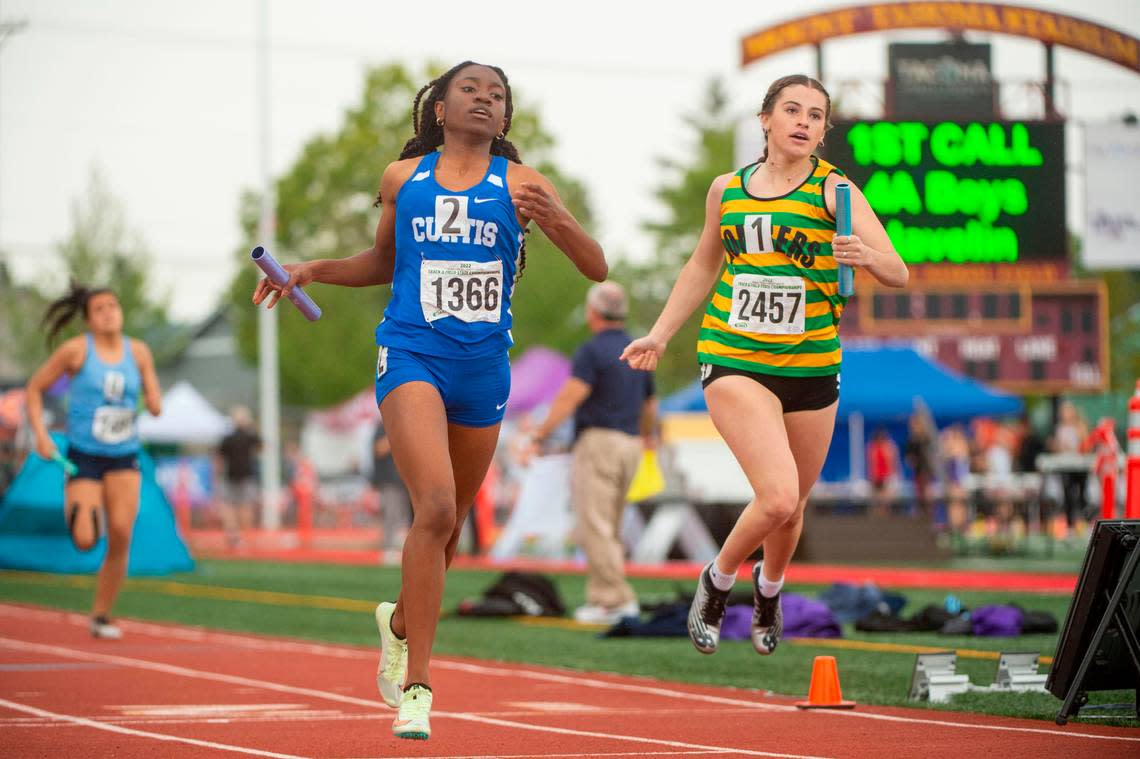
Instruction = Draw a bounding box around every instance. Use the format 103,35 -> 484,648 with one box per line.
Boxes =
697,156 -> 847,377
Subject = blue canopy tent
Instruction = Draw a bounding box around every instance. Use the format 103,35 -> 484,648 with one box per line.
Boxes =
0,435 -> 194,575
661,346 -> 1023,481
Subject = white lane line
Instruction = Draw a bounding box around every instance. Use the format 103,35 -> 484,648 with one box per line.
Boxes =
817,707 -> 1140,743
0,698 -> 309,759
0,637 -> 827,759
346,747 -> 734,752
4,604 -> 1139,745
445,712 -> 832,759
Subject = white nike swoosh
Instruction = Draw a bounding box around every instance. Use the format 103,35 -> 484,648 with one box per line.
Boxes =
495,401 -> 508,410
473,197 -> 495,204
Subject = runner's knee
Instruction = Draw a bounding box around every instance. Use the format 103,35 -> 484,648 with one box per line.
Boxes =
411,491 -> 456,539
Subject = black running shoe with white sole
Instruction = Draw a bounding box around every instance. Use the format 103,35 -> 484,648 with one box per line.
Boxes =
687,563 -> 730,654
751,562 -> 783,655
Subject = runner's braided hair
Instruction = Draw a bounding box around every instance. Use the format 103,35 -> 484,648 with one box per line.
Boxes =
42,281 -> 115,346
757,74 -> 833,163
375,61 -> 529,283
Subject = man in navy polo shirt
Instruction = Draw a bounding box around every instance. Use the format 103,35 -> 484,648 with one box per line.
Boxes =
528,282 -> 657,624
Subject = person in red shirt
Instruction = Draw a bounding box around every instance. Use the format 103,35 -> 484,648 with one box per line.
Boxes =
867,428 -> 900,517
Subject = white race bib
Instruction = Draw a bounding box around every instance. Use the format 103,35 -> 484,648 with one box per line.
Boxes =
728,274 -> 806,335
420,259 -> 503,324
92,406 -> 136,445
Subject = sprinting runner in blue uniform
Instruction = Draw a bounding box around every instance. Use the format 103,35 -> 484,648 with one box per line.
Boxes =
254,61 -> 608,741
26,284 -> 164,640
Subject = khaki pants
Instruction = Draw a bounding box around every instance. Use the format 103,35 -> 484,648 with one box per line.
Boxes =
571,428 -> 641,608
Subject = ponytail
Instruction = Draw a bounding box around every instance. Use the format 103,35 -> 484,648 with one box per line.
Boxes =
42,281 -> 113,346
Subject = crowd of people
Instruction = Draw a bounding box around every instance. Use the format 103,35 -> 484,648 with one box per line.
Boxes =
867,401 -> 1101,543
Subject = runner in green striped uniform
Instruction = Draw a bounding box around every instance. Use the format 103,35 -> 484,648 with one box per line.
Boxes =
622,75 -> 908,658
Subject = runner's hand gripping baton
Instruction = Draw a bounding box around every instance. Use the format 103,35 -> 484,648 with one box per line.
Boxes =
52,452 -> 78,477
251,246 -> 322,321
835,183 -> 855,297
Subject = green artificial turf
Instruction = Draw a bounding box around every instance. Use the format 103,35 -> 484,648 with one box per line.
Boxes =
0,559 -> 1134,726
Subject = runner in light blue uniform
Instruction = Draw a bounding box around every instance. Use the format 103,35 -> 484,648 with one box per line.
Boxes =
374,150 -> 523,427
67,332 -> 143,460
26,284 -> 163,640
252,61 -> 608,741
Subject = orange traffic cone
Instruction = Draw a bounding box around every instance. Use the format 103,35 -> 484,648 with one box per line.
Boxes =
795,655 -> 856,709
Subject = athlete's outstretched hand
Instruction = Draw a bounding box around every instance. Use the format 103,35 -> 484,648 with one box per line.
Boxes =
252,262 -> 317,310
511,182 -> 566,228
621,335 -> 667,372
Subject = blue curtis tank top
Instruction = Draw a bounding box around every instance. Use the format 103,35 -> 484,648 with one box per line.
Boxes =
67,333 -> 142,457
376,151 -> 525,358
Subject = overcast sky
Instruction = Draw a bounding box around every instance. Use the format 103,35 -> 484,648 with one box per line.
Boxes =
2,0 -> 1138,321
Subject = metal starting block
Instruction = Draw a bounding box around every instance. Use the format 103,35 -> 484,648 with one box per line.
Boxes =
908,652 -> 971,703
992,652 -> 1048,693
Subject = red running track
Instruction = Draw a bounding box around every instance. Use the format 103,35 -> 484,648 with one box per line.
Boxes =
0,603 -> 1134,759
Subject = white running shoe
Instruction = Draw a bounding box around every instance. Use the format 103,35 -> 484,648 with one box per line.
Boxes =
572,600 -> 640,625
687,563 -> 729,654
751,563 -> 784,655
374,602 -> 407,708
392,683 -> 432,740
90,616 -> 122,640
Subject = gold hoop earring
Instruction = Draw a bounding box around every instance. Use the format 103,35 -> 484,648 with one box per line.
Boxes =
497,131 -> 505,140
436,117 -> 444,126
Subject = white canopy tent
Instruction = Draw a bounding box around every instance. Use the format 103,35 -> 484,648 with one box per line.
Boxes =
139,381 -> 231,445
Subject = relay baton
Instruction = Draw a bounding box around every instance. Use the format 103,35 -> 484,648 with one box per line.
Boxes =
251,246 -> 322,321
835,183 -> 855,297
52,452 -> 78,477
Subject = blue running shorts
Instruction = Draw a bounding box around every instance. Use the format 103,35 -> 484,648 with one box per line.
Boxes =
374,345 -> 511,428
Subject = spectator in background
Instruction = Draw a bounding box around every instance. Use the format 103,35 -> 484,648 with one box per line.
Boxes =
216,405 -> 261,548
867,428 -> 901,517
526,282 -> 657,625
983,424 -> 1018,542
372,417 -> 411,562
903,411 -> 938,520
1053,400 -> 1090,535
1015,414 -> 1048,475
941,424 -> 972,533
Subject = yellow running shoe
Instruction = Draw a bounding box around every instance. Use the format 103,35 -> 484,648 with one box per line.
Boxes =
374,602 -> 407,708
392,683 -> 432,740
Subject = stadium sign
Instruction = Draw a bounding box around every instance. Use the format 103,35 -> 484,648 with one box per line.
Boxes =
740,2 -> 1140,74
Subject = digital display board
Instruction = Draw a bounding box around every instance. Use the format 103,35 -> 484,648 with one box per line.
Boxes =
824,120 -> 1066,265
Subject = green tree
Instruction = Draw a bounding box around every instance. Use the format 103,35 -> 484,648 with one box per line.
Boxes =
614,79 -> 735,393
227,63 -> 597,407
0,168 -> 172,373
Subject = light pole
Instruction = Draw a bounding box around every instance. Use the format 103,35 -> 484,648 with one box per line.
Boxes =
256,0 -> 282,531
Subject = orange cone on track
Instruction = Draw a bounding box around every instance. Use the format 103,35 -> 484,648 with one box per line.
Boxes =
795,655 -> 856,710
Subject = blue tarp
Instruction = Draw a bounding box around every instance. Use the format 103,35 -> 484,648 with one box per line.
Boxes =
0,435 -> 194,575
661,346 -> 1023,482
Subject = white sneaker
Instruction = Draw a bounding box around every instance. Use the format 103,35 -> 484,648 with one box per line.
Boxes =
90,616 -> 122,640
392,683 -> 432,740
573,600 -> 640,626
374,602 -> 407,708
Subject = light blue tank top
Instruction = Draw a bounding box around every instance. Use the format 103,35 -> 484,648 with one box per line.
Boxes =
375,151 -> 524,358
66,333 -> 141,457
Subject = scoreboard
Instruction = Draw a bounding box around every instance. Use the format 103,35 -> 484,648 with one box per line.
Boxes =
821,119 -> 1106,393
841,281 -> 1108,393
824,120 -> 1067,264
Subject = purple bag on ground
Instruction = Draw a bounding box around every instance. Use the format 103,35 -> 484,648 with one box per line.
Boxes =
971,605 -> 1023,637
720,593 -> 842,640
